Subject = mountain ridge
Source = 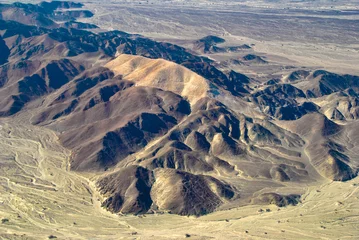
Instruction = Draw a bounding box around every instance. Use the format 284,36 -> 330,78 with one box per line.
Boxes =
0,1 -> 358,217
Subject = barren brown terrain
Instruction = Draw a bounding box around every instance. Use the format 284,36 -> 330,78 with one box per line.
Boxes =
0,0 -> 359,239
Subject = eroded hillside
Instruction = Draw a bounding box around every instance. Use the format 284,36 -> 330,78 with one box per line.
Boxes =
0,2 -> 359,238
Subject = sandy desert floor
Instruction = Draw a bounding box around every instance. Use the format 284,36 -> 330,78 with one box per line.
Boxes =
0,112 -> 358,239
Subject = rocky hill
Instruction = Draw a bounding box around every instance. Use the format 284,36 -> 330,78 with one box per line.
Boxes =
0,1 -> 358,217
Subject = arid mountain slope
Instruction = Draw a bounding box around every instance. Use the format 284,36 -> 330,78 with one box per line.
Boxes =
105,54 -> 209,104
0,1 -> 93,29
1,118 -> 358,240
0,35 -> 10,65
193,35 -> 251,54
277,113 -> 358,181
0,1 -> 358,218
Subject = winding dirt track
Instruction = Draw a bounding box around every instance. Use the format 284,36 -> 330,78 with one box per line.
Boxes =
0,114 -> 359,239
